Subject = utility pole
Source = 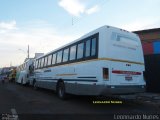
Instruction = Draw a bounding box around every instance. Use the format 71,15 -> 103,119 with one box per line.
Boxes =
27,45 -> 29,59
72,16 -> 73,26
10,62 -> 12,67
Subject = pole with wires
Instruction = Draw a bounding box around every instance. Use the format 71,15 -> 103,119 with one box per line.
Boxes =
27,45 -> 29,59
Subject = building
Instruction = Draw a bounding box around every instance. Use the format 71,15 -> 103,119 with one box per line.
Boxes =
134,28 -> 160,93
134,28 -> 160,55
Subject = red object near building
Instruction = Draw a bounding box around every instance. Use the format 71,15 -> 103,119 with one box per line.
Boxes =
142,42 -> 154,55
134,28 -> 160,55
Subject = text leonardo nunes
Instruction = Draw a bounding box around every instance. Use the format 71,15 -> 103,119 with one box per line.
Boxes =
114,114 -> 159,120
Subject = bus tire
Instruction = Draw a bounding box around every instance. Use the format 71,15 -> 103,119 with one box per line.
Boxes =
21,78 -> 23,85
57,81 -> 67,100
33,80 -> 37,90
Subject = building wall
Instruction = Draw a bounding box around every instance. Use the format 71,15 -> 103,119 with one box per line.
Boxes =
134,28 -> 160,55
139,32 -> 160,43
134,28 -> 160,93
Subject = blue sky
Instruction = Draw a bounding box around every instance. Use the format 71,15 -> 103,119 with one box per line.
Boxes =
0,0 -> 160,67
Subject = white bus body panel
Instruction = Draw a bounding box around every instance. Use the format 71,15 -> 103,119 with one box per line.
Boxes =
16,71 -> 27,84
34,25 -> 145,96
98,27 -> 145,85
16,58 -> 34,85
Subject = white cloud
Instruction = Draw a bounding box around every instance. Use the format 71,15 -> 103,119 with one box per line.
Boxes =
59,0 -> 85,17
86,5 -> 99,15
58,0 -> 99,17
0,20 -> 17,33
0,20 -> 78,67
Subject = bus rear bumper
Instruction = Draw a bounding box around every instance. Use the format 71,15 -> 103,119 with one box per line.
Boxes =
99,85 -> 146,95
66,83 -> 145,96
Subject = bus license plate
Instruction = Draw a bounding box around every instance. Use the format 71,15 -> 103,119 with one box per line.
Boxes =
125,76 -> 132,81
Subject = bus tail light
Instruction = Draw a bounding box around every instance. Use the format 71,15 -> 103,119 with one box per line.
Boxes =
103,68 -> 109,80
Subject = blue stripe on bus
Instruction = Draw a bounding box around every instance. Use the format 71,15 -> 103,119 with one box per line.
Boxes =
77,77 -> 96,78
37,78 -> 97,82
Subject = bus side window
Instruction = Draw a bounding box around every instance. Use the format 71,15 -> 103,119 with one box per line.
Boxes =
52,54 -> 56,65
63,48 -> 69,62
47,54 -> 52,66
35,60 -> 38,69
21,65 -> 23,70
85,39 -> 91,57
38,58 -> 42,68
38,59 -> 41,69
44,56 -> 48,67
91,38 -> 96,56
36,59 -> 39,69
22,64 -> 24,70
56,51 -> 63,63
77,42 -> 84,59
69,45 -> 77,61
41,58 -> 45,68
37,60 -> 39,69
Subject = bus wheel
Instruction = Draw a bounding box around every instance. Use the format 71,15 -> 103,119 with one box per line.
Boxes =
33,81 -> 37,90
21,79 -> 23,85
57,81 -> 67,100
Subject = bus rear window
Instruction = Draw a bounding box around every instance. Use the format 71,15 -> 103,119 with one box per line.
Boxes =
117,36 -> 138,47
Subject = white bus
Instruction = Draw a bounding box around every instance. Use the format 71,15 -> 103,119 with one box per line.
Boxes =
31,25 -> 146,99
16,58 -> 34,85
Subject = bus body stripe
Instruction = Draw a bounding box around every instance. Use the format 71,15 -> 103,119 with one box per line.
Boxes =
37,78 -> 98,82
98,58 -> 144,65
112,70 -> 142,75
56,74 -> 77,76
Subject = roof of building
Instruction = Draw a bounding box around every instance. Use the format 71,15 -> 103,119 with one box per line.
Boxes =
134,28 -> 160,34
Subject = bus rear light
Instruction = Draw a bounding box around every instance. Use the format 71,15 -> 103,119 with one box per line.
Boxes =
103,68 -> 109,80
